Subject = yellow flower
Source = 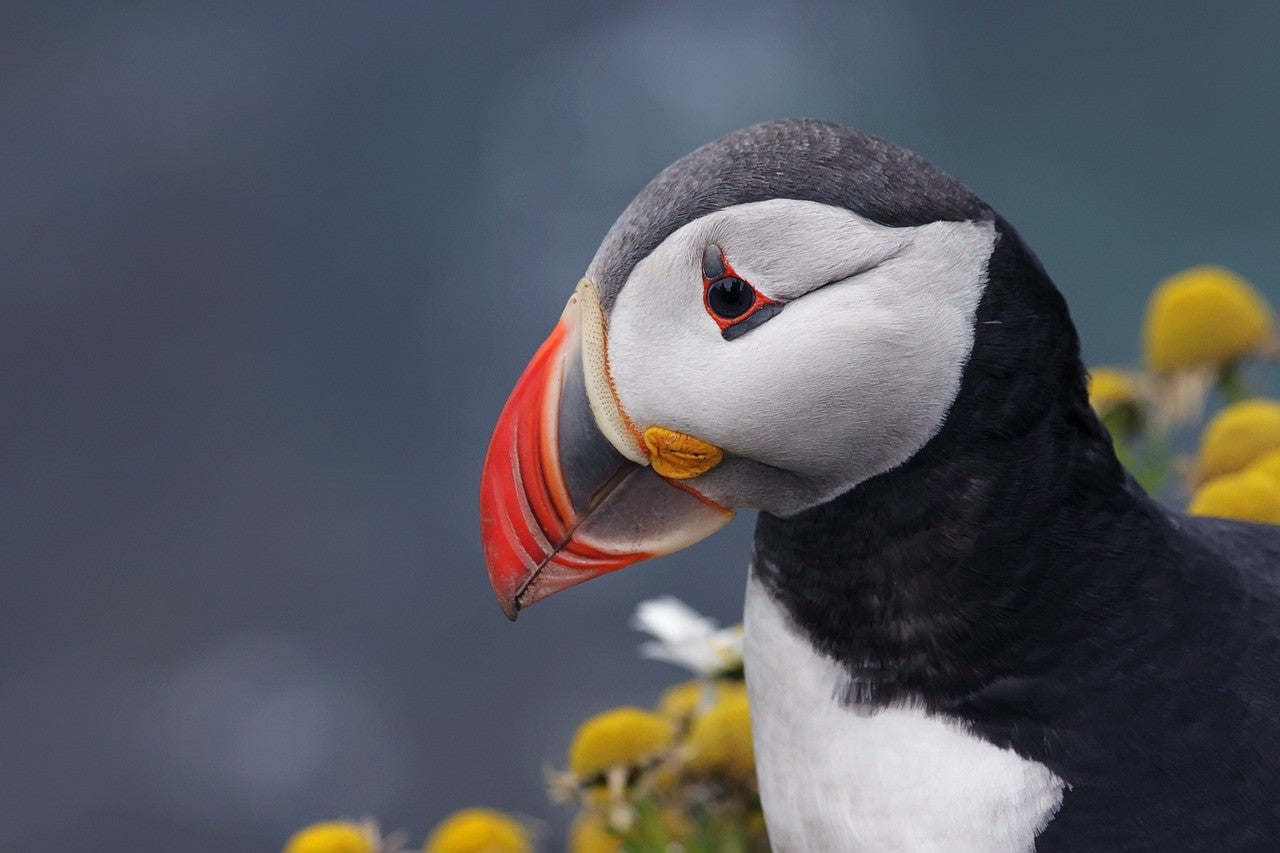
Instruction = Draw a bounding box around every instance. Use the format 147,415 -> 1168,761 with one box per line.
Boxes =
1142,266 -> 1275,373
1189,470 -> 1280,525
1247,449 -> 1280,483
283,822 -> 376,853
657,680 -> 703,722
568,814 -> 620,853
684,683 -> 755,781
424,808 -> 531,853
1087,367 -> 1138,414
1088,367 -> 1147,438
1193,399 -> 1280,483
656,679 -> 737,724
568,708 -> 675,777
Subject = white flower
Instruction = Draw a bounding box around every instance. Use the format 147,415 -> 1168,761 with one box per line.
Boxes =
630,596 -> 744,678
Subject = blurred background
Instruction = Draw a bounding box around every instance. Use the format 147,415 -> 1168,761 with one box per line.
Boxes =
4,1 -> 1279,849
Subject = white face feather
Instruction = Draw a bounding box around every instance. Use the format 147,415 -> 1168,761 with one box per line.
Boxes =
599,199 -> 997,515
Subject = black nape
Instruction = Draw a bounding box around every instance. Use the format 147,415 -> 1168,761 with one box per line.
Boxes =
752,215 -> 1138,709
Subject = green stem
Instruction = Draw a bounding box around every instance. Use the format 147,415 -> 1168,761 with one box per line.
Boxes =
1135,431 -> 1173,496
1217,364 -> 1249,404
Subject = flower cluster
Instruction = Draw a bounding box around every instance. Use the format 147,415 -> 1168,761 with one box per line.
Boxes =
1089,265 -> 1280,521
549,599 -> 763,852
282,600 -> 759,853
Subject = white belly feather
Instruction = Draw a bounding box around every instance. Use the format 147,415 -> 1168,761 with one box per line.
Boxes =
744,576 -> 1066,852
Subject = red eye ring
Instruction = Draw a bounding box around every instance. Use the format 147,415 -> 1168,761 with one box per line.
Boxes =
701,246 -> 781,333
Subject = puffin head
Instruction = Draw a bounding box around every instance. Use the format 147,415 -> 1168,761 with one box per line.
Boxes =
480,119 -> 1077,620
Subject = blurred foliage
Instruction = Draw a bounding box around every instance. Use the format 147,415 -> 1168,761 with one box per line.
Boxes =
286,264 -> 1278,851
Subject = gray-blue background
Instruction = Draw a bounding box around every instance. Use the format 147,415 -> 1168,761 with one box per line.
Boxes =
4,2 -> 1278,850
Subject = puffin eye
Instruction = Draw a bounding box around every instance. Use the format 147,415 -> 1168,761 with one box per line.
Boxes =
700,245 -> 784,339
707,277 -> 756,319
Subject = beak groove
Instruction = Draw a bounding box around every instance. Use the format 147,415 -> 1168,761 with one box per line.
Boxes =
479,306 -> 641,621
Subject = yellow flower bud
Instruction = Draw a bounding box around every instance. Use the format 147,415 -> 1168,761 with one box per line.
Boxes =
568,708 -> 675,777
1189,470 -> 1280,525
1246,449 -> 1280,484
283,822 -> 376,853
424,808 -> 531,853
656,679 -> 737,724
1142,266 -> 1275,373
657,680 -> 703,723
1087,367 -> 1138,414
568,813 -> 620,853
684,683 -> 755,781
1194,399 -> 1280,483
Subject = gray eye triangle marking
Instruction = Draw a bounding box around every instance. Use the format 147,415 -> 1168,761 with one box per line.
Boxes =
702,244 -> 725,280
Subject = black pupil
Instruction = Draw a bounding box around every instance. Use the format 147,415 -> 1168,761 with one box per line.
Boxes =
707,277 -> 755,319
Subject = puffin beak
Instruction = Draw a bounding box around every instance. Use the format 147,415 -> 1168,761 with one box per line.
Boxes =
480,280 -> 734,620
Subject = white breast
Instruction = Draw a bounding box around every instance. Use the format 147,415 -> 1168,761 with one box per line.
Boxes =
744,576 -> 1066,852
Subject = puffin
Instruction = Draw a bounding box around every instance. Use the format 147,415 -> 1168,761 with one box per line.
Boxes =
478,119 -> 1280,851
